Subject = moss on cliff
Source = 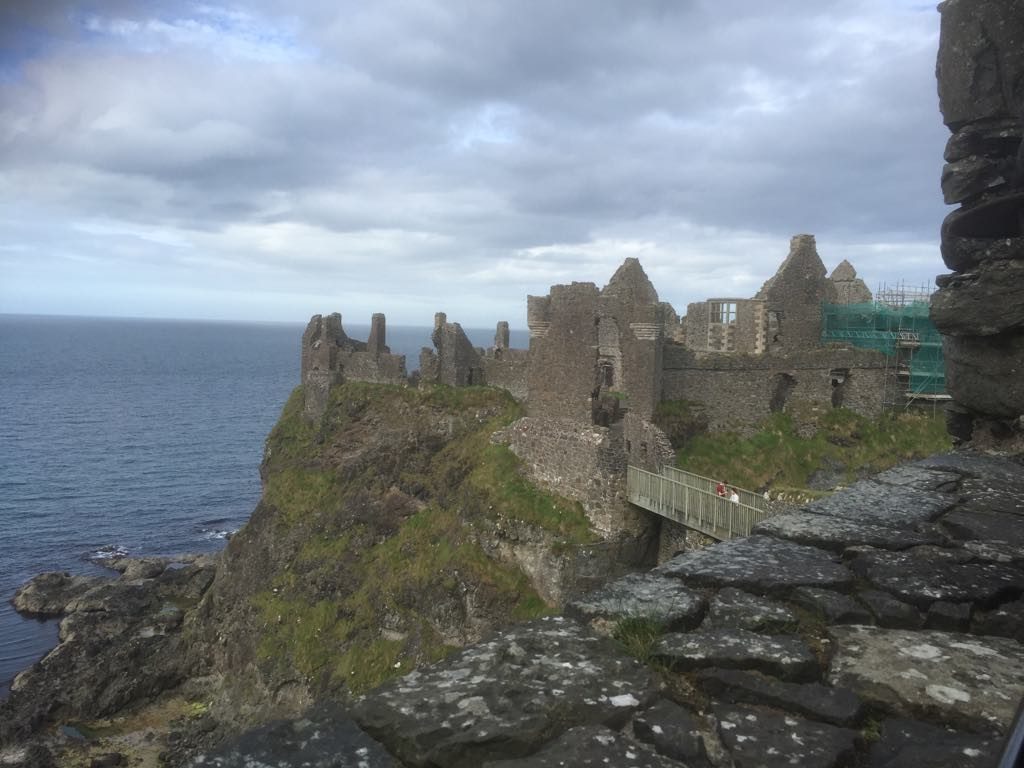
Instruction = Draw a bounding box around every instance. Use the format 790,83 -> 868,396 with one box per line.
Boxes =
204,381 -> 590,702
675,408 -> 951,492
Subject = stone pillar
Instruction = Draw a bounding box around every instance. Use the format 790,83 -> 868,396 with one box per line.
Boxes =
367,313 -> 386,355
933,0 -> 1024,447
495,321 -> 510,350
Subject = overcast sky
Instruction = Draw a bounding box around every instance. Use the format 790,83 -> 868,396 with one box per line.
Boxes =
1,0 -> 951,328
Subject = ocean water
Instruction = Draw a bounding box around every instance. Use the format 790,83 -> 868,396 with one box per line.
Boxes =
0,314 -> 527,697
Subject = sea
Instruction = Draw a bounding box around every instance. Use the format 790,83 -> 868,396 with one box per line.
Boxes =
0,314 -> 527,698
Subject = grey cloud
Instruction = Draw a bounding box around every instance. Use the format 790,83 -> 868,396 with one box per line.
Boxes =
0,0 -> 952,323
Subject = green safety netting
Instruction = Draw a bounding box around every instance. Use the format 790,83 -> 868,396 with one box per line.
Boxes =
821,302 -> 945,395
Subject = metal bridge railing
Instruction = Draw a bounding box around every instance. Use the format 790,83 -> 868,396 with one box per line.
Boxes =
661,466 -> 766,511
627,465 -> 773,540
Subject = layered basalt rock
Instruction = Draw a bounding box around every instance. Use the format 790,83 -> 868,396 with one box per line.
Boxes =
935,0 -> 1024,448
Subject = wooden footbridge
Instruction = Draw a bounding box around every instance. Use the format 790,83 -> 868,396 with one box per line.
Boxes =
627,465 -> 774,540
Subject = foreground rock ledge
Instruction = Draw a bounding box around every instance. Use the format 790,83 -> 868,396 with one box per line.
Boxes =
350,616 -> 660,768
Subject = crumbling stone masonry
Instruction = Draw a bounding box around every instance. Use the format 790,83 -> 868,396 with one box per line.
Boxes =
418,315 -> 530,400
300,312 -> 407,420
932,0 -> 1024,448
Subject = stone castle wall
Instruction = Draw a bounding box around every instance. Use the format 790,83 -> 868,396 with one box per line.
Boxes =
526,284 -> 602,423
300,312 -> 407,420
662,344 -> 890,432
493,416 -> 653,539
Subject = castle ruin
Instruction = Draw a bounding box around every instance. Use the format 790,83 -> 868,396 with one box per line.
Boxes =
300,235 -> 933,554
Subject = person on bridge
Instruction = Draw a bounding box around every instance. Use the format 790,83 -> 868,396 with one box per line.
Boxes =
729,489 -> 740,504
716,480 -> 726,497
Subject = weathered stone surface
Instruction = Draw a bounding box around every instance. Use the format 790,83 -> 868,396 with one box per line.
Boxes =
703,588 -> 798,633
868,717 -> 999,768
937,0 -> 1024,129
973,598 -> 1024,641
713,703 -> 859,768
350,617 -> 660,768
697,669 -> 863,727
11,572 -> 105,618
653,629 -> 819,682
944,118 -> 1021,163
926,601 -> 973,632
481,725 -> 682,767
941,229 -> 1024,272
828,626 -> 1024,732
942,508 -> 1024,559
856,590 -> 923,630
802,480 -> 956,528
788,588 -> 873,625
941,155 -> 1013,204
189,703 -> 396,767
933,260 -> 1024,336
566,572 -> 705,630
632,699 -> 711,767
753,511 -> 941,553
847,547 -> 1024,610
871,465 -> 962,492
943,332 -> 1024,419
657,536 -> 853,596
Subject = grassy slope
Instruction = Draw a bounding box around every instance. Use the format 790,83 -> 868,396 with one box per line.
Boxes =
662,405 -> 951,494
249,382 -> 592,695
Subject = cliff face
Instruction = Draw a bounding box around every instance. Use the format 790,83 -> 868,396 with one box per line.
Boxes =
184,382 -> 615,726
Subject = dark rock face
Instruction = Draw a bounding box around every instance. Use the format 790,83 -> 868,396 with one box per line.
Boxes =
631,699 -> 711,767
868,718 -> 998,768
0,559 -> 217,742
935,0 -> 1024,448
349,617 -> 660,768
697,669 -> 863,728
654,629 -> 819,682
712,703 -> 860,768
703,588 -> 798,633
481,725 -> 683,767
192,703 -> 396,767
847,546 -> 1024,610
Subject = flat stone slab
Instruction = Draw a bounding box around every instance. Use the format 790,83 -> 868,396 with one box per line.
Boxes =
713,703 -> 860,768
828,625 -> 1024,732
916,453 -> 1024,517
942,508 -> 1024,562
848,547 -> 1024,610
697,669 -> 863,727
872,465 -> 962,492
565,572 -> 706,630
867,717 -> 999,768
802,480 -> 956,527
482,725 -> 682,767
193,703 -> 397,767
704,588 -> 798,633
350,617 -> 660,767
653,629 -> 819,682
753,511 -> 942,552
657,536 -> 853,596
788,588 -> 873,625
632,699 -> 711,767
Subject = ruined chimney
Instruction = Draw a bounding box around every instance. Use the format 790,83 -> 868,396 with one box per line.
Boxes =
368,313 -> 386,355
